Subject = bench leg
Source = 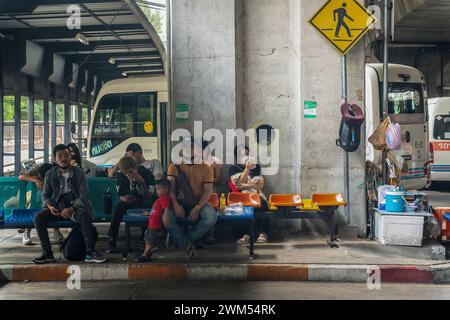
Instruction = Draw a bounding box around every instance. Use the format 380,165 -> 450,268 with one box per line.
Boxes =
327,208 -> 339,248
123,222 -> 132,259
249,217 -> 256,259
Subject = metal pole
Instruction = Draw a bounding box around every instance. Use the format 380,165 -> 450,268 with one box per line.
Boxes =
50,87 -> 57,152
77,103 -> 83,151
0,41 -> 4,176
342,54 -> 350,225
43,82 -> 50,163
27,77 -> 34,160
64,87 -> 70,144
382,0 -> 391,184
14,72 -> 21,176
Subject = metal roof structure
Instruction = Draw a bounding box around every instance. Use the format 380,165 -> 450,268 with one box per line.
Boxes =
0,0 -> 166,175
0,0 -> 166,84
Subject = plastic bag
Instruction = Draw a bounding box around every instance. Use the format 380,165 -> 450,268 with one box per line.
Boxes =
386,123 -> 401,150
225,202 -> 244,215
369,118 -> 389,150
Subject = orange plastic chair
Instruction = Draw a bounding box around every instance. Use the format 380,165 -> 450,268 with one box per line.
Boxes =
209,193 -> 219,208
312,193 -> 347,207
269,194 -> 303,207
227,192 -> 261,208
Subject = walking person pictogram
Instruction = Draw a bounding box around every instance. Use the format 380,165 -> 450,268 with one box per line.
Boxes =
334,2 -> 354,38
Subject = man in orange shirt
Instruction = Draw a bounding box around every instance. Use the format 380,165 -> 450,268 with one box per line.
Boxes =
165,137 -> 217,259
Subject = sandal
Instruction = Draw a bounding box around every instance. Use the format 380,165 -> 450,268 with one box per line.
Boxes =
256,233 -> 268,243
206,236 -> 216,245
237,235 -> 250,245
185,241 -> 196,260
135,255 -> 151,263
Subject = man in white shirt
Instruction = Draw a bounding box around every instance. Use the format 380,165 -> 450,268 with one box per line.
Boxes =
107,143 -> 163,180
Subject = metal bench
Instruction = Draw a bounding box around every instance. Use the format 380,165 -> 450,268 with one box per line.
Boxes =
122,193 -> 256,258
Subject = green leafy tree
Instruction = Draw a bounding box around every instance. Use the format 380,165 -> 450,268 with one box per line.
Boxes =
139,5 -> 162,34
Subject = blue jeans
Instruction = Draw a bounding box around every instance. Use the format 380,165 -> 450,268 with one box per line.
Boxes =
163,204 -> 217,250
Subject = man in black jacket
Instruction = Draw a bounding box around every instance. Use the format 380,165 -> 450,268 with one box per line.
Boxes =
33,144 -> 107,264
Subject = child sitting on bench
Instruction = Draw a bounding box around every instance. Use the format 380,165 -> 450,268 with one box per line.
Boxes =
136,178 -> 171,262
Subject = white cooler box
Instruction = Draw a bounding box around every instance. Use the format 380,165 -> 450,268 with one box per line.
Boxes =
374,210 -> 430,247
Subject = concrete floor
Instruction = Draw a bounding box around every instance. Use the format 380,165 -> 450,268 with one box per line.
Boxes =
0,185 -> 448,266
1,280 -> 450,300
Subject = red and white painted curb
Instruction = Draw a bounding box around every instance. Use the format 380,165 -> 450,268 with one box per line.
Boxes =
1,263 -> 449,283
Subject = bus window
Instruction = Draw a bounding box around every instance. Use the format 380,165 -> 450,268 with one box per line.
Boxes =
388,83 -> 424,115
90,92 -> 157,158
434,115 -> 450,140
136,94 -> 157,136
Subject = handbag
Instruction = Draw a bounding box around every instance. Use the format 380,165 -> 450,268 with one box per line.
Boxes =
369,117 -> 390,151
174,165 -> 199,208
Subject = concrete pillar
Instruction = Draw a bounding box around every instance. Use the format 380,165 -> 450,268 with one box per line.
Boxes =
171,0 -> 238,133
171,0 -> 367,236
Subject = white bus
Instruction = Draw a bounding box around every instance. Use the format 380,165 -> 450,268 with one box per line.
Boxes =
365,63 -> 430,190
87,76 -> 169,168
428,97 -> 450,182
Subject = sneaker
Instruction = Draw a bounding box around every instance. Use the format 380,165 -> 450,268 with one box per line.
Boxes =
22,230 -> 32,246
85,252 -> 108,264
185,241 -> 195,260
50,229 -> 64,245
33,253 -> 55,264
107,239 -> 117,253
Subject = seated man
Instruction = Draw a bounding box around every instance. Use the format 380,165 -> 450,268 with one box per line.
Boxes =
107,156 -> 156,253
19,162 -> 63,245
165,137 -> 217,259
107,143 -> 164,180
33,144 -> 107,264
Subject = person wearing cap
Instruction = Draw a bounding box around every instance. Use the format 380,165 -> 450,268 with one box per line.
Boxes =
107,143 -> 163,180
165,137 -> 217,259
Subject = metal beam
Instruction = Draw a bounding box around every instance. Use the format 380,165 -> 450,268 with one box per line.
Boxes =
2,24 -> 145,40
0,0 -> 121,14
61,50 -> 160,60
43,39 -> 155,53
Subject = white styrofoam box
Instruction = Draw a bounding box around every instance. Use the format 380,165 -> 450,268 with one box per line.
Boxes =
375,212 -> 425,247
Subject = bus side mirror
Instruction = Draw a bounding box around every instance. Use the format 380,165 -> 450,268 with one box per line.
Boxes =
70,121 -> 77,135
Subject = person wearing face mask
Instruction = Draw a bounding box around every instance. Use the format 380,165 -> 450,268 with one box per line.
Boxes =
33,144 -> 107,264
229,145 -> 269,245
165,137 -> 217,259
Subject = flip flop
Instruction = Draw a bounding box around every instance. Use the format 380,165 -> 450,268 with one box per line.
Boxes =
185,242 -> 195,260
237,235 -> 250,245
256,233 -> 268,243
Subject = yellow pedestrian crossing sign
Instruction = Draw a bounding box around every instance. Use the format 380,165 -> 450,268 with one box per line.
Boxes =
309,0 -> 377,55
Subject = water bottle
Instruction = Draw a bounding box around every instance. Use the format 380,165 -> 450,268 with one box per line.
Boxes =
220,193 -> 226,214
104,187 -> 112,215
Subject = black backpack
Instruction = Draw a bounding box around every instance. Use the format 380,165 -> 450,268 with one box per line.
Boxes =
336,103 -> 365,153
60,225 -> 98,261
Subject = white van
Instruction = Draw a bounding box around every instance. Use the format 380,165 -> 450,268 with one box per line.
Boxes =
428,97 -> 450,182
366,64 -> 430,190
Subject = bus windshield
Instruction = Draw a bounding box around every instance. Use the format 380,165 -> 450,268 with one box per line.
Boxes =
90,92 -> 157,157
387,83 -> 424,115
434,115 -> 450,140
